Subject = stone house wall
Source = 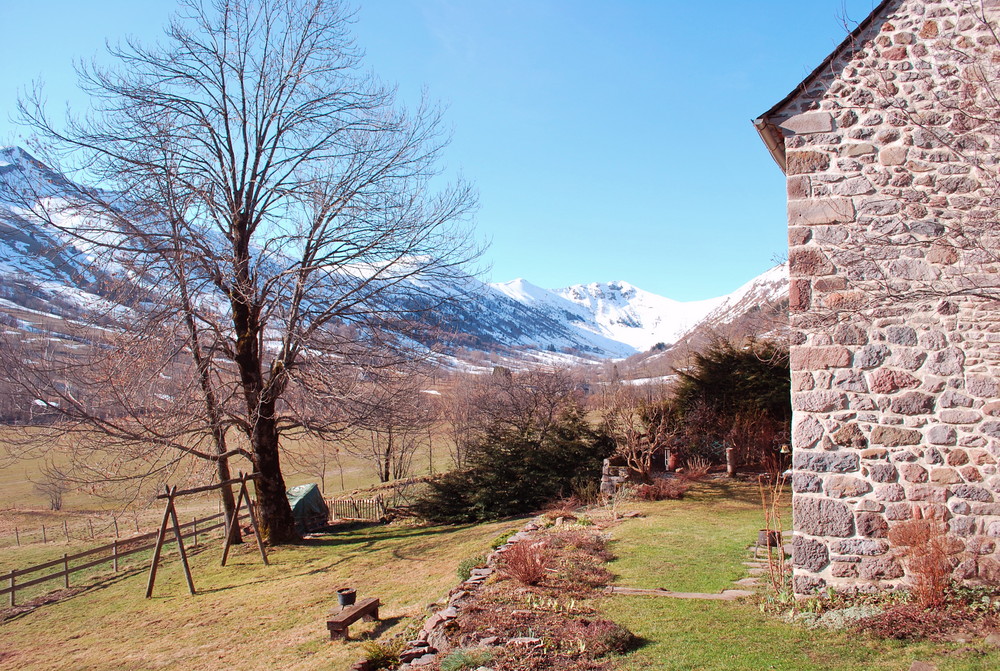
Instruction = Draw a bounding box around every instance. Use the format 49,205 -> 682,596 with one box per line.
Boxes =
757,0 -> 1000,593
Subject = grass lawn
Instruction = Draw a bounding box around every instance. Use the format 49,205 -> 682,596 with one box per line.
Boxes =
604,479 -> 1000,671
1,518 -> 521,671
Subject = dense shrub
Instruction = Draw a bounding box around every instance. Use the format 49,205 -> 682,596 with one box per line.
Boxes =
671,338 -> 790,469
634,477 -> 689,501
413,406 -> 613,523
500,541 -> 552,586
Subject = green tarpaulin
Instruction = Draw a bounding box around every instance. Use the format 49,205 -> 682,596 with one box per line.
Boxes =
286,483 -> 329,533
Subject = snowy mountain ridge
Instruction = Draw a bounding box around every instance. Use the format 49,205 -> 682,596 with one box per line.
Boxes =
0,146 -> 788,363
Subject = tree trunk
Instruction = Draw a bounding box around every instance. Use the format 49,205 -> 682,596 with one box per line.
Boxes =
252,413 -> 298,543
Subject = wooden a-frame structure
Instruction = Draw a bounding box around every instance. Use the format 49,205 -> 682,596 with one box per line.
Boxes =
145,472 -> 269,598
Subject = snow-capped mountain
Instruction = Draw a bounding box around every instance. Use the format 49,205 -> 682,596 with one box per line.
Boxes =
0,146 -> 788,363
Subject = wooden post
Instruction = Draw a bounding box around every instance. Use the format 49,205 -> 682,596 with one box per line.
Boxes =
8,573 -> 14,607
168,500 -> 196,596
193,518 -> 198,547
63,520 -> 69,541
14,527 -> 19,546
244,478 -> 269,567
114,518 -> 119,539
42,524 -> 47,544
113,540 -> 119,572
145,486 -> 176,598
63,554 -> 70,588
89,519 -> 94,539
220,477 -> 248,567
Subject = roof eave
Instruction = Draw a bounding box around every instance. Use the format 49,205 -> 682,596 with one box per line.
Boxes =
753,0 -> 898,175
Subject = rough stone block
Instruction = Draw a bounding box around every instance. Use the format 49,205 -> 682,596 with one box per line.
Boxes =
885,326 -> 917,346
833,423 -> 866,448
868,463 -> 899,483
940,409 -> 980,424
788,198 -> 856,225
876,484 -> 906,502
859,556 -> 904,579
927,425 -> 957,446
790,346 -> 851,371
857,512 -> 889,538
793,415 -> 824,448
787,151 -> 832,175
793,451 -> 860,473
794,497 -> 855,537
793,535 -> 831,572
794,390 -> 849,413
831,561 -> 860,578
889,392 -> 935,415
780,112 -> 835,135
925,348 -> 966,376
871,425 -> 922,446
879,146 -> 908,165
832,538 -> 889,556
950,484 -> 993,502
789,249 -> 836,276
842,143 -> 876,156
900,463 -> 929,483
869,369 -> 919,393
789,279 -> 811,312
826,475 -> 872,498
792,574 -> 827,594
855,344 -> 891,369
793,473 -> 823,494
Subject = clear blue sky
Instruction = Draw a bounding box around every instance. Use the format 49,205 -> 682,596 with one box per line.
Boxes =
0,0 -> 881,300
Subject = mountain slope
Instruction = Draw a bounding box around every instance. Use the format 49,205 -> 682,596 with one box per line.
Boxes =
0,146 -> 788,364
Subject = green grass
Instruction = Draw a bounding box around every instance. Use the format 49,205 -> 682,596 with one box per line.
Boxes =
603,479 -> 1000,671
1,517 -> 523,671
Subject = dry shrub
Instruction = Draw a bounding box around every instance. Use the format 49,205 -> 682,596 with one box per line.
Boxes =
853,603 -> 986,641
634,477 -> 689,501
565,618 -> 639,656
889,519 -> 959,609
543,496 -> 581,521
501,541 -> 552,586
550,529 -> 615,562
677,456 -> 712,482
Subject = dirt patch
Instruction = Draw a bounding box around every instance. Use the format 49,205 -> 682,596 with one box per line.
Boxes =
0,586 -> 87,622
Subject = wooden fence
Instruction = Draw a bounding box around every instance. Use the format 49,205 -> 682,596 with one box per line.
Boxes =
1,511 -> 237,607
2,495 -> 386,608
326,495 -> 386,522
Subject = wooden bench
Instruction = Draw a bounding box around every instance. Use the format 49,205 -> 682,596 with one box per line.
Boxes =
327,597 -> 380,640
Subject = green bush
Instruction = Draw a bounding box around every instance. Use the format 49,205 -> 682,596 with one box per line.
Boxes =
457,554 -> 485,581
414,406 -> 613,523
439,647 -> 493,671
362,638 -> 405,670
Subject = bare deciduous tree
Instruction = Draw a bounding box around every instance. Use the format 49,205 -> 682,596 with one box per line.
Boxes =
4,0 -> 479,542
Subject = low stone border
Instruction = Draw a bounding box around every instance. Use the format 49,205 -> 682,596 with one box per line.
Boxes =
347,519 -> 545,671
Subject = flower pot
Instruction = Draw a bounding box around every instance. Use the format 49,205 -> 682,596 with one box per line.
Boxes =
337,587 -> 357,608
757,529 -> 782,548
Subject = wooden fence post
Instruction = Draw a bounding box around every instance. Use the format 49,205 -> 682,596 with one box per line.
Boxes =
89,519 -> 94,539
63,554 -> 69,588
113,540 -> 119,572
63,520 -> 69,542
42,524 -> 47,544
114,518 -> 119,539
193,518 -> 198,547
14,527 -> 19,547
8,573 -> 14,607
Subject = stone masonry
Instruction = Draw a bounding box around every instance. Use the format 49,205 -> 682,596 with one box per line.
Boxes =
756,0 -> 1000,593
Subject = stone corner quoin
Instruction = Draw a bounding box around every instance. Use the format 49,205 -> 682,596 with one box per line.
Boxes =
765,0 -> 1000,594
